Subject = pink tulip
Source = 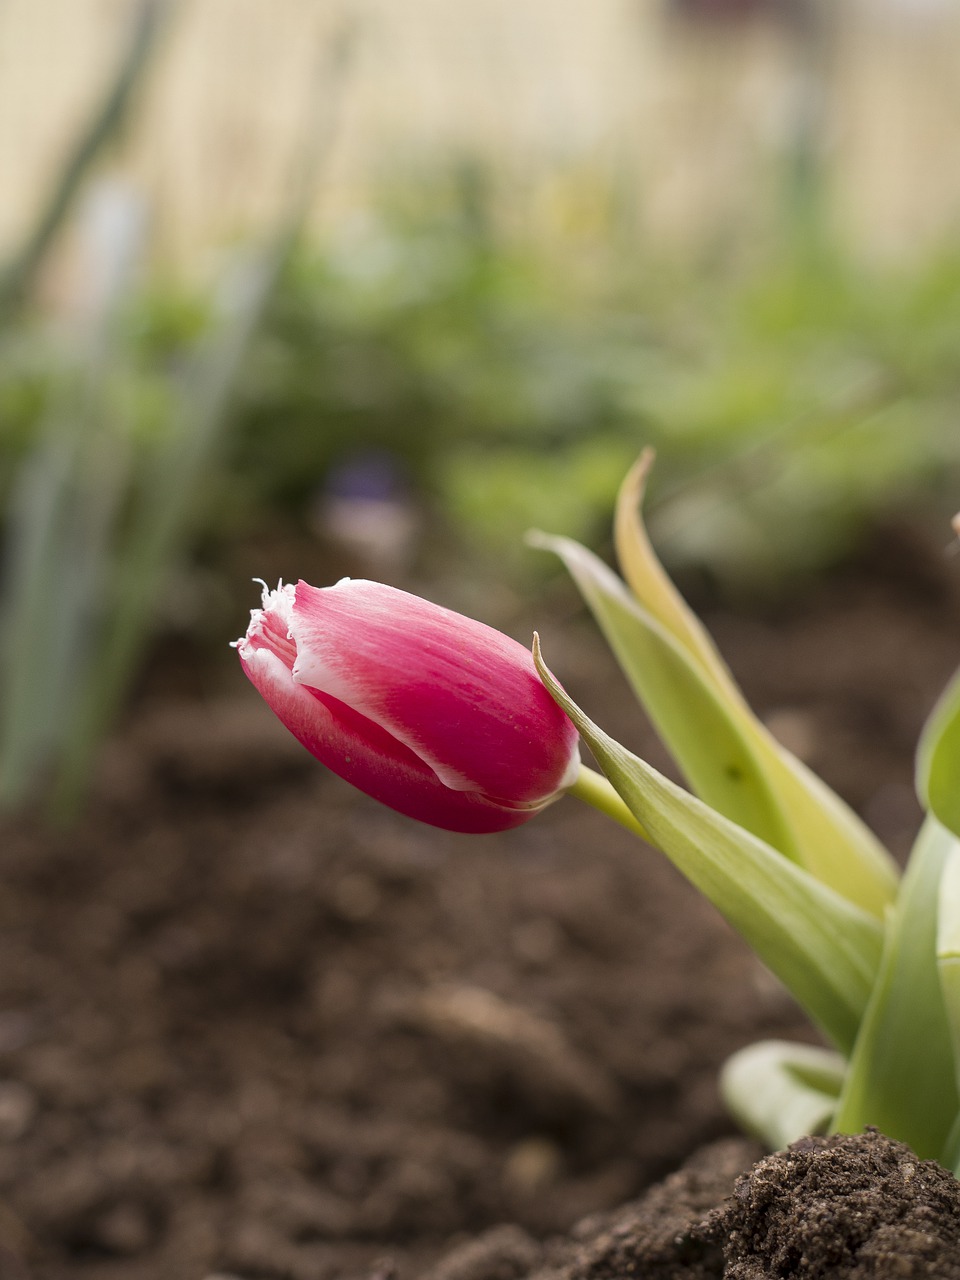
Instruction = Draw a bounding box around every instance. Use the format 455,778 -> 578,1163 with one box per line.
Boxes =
235,579 -> 580,833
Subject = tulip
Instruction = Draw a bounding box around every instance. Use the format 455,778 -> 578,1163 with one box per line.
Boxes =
235,578 -> 581,833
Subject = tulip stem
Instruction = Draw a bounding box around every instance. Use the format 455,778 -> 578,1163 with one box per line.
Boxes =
569,765 -> 650,842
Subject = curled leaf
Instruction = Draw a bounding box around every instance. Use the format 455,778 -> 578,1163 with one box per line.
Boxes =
721,1040 -> 846,1149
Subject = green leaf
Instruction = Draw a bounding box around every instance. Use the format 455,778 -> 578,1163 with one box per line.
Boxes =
534,638 -> 884,1054
613,449 -> 741,693
531,527 -> 897,918
833,817 -> 959,1161
529,531 -> 794,852
944,1113 -> 960,1179
721,1039 -> 846,1149
936,839 -> 960,1110
917,664 -> 960,840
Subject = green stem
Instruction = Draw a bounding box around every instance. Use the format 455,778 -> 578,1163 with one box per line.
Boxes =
568,764 -> 650,841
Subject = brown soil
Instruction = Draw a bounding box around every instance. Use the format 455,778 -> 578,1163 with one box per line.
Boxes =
1,521 -> 959,1279
427,1130 -> 960,1280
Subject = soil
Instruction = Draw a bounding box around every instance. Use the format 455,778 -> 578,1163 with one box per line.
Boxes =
1,519 -> 959,1280
426,1130 -> 960,1280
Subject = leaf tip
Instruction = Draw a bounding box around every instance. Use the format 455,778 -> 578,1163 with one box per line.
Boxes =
618,448 -> 656,514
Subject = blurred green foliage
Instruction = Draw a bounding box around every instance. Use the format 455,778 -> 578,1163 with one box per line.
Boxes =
223,194 -> 654,559
4,195 -> 960,592
217,196 -> 960,582
3,166 -> 960,812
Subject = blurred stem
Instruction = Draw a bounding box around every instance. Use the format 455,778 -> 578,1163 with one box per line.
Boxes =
569,764 -> 650,842
780,0 -> 832,258
51,18 -> 358,818
0,0 -> 172,322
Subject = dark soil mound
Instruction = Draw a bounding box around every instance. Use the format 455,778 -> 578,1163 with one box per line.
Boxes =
434,1131 -> 960,1280
714,1129 -> 960,1279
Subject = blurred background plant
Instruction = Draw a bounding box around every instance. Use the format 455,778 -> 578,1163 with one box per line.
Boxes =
2,0 -> 960,814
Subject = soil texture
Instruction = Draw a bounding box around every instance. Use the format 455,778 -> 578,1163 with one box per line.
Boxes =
0,520 -> 958,1278
426,1130 -> 960,1280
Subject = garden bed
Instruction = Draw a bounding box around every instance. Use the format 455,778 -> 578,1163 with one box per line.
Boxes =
0,519 -> 958,1279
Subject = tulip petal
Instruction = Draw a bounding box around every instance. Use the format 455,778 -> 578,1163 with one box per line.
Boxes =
288,579 -> 579,805
239,644 -> 549,834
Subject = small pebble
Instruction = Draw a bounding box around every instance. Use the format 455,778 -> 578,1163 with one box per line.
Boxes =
503,1136 -> 563,1193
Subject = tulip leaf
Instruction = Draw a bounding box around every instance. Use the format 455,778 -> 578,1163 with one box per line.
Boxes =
832,817 -> 959,1161
531,525 -> 897,919
534,638 -> 884,1054
721,1039 -> 846,1150
936,840 -> 960,1110
614,449 -> 740,694
917,663 -> 960,841
946,1117 -> 960,1180
530,530 -> 794,855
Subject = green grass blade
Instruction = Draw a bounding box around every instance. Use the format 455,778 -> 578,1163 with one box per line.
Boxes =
534,637 -> 884,1054
0,428 -> 82,800
52,252 -> 282,813
0,366 -> 133,808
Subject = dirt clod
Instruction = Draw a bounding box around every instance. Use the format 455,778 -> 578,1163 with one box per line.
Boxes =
437,1132 -> 960,1280
712,1130 -> 960,1279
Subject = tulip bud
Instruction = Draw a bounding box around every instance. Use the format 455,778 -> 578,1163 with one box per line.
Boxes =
235,579 -> 580,833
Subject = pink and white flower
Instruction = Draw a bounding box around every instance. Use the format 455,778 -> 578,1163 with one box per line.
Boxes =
236,579 -> 580,833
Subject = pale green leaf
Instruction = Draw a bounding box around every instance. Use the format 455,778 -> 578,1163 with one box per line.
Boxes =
721,1039 -> 846,1149
936,841 -> 960,1107
534,638 -> 884,1054
529,531 -> 793,854
917,664 -> 960,841
531,528 -> 897,918
614,449 -> 737,691
833,817 -> 959,1161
